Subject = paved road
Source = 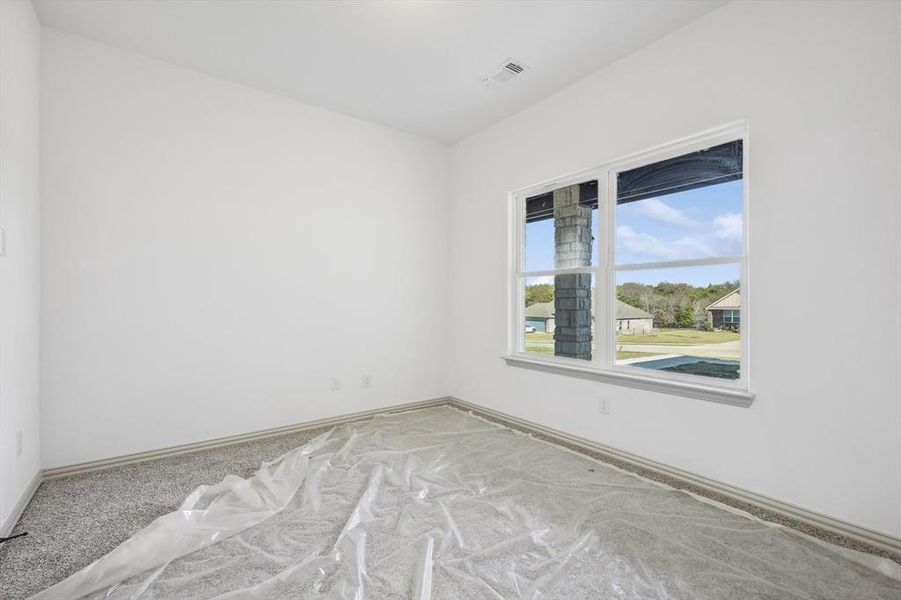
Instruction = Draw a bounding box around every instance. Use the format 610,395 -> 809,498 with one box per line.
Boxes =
617,340 -> 740,360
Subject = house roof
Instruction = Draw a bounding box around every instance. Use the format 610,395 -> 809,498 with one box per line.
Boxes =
524,299 -> 653,320
615,300 -> 653,320
705,288 -> 741,311
524,301 -> 555,319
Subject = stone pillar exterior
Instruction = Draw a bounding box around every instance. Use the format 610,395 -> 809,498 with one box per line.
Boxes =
553,185 -> 592,360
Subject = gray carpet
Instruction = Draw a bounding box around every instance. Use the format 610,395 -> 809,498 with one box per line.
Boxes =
2,407 -> 899,599
0,426 -> 328,599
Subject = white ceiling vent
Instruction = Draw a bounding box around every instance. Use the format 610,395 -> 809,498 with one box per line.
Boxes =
482,59 -> 529,87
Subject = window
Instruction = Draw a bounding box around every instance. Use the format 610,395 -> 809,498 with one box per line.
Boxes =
522,181 -> 599,362
508,124 -> 751,405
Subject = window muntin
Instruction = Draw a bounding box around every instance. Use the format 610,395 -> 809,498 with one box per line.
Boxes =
511,127 -> 748,393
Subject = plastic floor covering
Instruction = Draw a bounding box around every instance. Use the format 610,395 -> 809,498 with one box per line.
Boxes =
29,405 -> 901,599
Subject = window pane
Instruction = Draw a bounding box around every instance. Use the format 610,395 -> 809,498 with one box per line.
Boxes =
614,264 -> 740,380
524,274 -> 595,361
616,161 -> 743,265
525,180 -> 598,271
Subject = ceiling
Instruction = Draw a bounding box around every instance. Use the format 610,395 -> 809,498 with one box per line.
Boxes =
32,1 -> 726,144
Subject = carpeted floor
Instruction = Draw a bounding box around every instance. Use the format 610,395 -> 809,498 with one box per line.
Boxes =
0,426 -> 328,599
2,406 -> 899,599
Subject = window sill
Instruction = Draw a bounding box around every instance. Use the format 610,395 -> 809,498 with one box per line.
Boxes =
502,354 -> 755,408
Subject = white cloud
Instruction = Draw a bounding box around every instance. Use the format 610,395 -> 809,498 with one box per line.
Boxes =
672,236 -> 716,258
713,213 -> 743,240
530,275 -> 555,285
631,198 -> 699,228
616,226 -> 715,262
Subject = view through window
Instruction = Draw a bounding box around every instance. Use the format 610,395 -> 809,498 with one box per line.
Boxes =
517,136 -> 745,385
614,141 -> 743,380
524,181 -> 598,361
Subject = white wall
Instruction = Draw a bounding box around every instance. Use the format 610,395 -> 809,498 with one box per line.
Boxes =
40,30 -> 450,468
26,0 -> 901,543
449,1 -> 901,537
0,0 -> 42,527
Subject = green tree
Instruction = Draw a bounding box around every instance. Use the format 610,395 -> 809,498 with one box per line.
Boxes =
676,305 -> 695,328
525,284 -> 554,307
615,279 -> 738,328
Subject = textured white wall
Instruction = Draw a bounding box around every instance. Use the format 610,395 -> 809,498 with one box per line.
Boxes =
40,30 -> 450,468
0,0 -> 42,527
448,1 -> 901,536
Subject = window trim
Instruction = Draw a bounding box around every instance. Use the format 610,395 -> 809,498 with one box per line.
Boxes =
506,122 -> 753,407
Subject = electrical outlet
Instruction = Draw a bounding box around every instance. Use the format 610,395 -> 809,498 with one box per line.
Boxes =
16,430 -> 23,457
330,378 -> 341,392
598,398 -> 610,415
361,375 -> 372,388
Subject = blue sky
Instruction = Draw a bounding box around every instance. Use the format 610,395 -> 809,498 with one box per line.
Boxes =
525,180 -> 743,287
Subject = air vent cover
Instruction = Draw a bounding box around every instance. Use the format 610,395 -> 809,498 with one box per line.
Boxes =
483,59 -> 529,87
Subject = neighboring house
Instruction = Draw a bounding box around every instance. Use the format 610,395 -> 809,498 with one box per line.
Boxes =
525,298 -> 653,334
615,300 -> 654,334
525,301 -> 555,333
706,288 -> 741,330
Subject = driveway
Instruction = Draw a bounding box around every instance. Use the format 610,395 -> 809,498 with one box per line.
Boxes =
616,340 -> 740,360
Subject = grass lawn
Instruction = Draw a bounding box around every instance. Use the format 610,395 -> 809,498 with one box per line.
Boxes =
524,332 -> 658,360
526,332 -> 554,343
616,351 -> 658,360
616,328 -> 738,345
524,332 -> 553,356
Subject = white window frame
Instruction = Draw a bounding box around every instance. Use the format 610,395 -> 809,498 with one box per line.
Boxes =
504,122 -> 753,407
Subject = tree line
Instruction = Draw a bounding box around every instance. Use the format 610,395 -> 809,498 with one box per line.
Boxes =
524,283 -> 555,307
525,280 -> 738,329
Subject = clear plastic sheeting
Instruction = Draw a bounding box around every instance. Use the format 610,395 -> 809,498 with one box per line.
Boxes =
31,406 -> 901,599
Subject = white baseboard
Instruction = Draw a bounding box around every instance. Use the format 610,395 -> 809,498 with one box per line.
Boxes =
6,395 -> 899,560
4,398 -> 450,537
43,396 -> 452,479
449,397 -> 901,557
0,470 -> 42,538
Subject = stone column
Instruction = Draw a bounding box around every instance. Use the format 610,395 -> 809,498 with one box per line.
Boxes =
553,185 -> 592,360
